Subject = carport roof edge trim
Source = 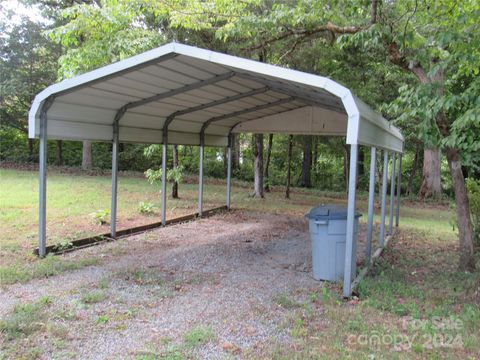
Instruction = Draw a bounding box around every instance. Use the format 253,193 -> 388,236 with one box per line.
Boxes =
28,42 -> 404,152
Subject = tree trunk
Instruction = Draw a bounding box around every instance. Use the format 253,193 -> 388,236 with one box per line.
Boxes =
172,145 -> 179,199
286,135 -> 293,199
301,135 -> 312,187
253,134 -> 264,198
82,140 -> 92,170
233,134 -> 240,171
313,136 -> 318,167
446,147 -> 476,271
358,147 -> 365,177
223,147 -> 228,178
264,134 -> 273,192
406,145 -> 420,196
419,148 -> 442,199
56,140 -> 63,166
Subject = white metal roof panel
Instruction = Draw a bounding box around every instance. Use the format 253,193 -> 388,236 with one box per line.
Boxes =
29,42 -> 403,152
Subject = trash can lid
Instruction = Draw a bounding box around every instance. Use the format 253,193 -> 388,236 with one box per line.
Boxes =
305,205 -> 362,220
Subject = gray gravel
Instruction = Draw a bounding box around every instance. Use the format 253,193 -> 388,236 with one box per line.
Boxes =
0,211 -> 368,359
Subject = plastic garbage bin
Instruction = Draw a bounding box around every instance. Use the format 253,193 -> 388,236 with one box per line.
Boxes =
306,205 -> 361,281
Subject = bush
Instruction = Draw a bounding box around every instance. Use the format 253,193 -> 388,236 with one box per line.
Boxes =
138,201 -> 155,215
90,209 -> 110,226
466,178 -> 480,244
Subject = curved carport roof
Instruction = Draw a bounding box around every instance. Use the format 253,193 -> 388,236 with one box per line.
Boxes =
29,42 -> 404,153
29,42 -> 404,298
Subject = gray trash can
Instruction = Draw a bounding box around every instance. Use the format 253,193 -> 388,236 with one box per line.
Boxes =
306,205 -> 361,281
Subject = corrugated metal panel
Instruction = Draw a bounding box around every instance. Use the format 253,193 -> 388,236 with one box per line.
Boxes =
121,112 -> 166,129
29,42 -> 404,153
160,59 -> 216,80
55,93 -> 125,110
140,64 -> 199,85
123,71 -> 182,90
175,55 -> 229,75
107,76 -> 166,95
232,106 -> 347,135
93,82 -> 155,99
48,103 -> 115,124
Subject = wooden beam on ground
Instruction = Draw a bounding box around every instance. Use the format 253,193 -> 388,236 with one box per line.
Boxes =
350,231 -> 396,294
34,206 -> 228,256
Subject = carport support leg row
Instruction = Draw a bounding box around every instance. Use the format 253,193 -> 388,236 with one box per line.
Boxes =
30,42 -> 404,297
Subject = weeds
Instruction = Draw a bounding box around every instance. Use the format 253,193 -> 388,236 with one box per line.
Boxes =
0,255 -> 99,286
0,297 -> 51,340
90,209 -> 110,225
183,325 -> 215,348
138,201 -> 155,215
81,290 -> 106,304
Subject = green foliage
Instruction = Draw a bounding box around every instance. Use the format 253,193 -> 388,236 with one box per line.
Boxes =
53,240 -> 73,251
466,179 -> 480,243
138,201 -> 155,216
183,325 -> 215,348
0,6 -> 59,135
0,297 -> 51,340
0,255 -> 99,286
144,166 -> 184,187
81,290 -> 106,304
95,314 -> 109,325
90,209 -> 110,226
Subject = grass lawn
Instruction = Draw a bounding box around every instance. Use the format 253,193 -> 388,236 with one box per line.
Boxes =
0,167 -> 479,359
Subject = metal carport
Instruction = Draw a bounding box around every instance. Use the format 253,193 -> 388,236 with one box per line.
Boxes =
29,42 -> 404,297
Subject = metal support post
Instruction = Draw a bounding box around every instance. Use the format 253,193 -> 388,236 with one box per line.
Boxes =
111,122 -> 119,237
388,153 -> 396,235
366,147 -> 376,264
379,150 -> 389,247
343,144 -> 358,298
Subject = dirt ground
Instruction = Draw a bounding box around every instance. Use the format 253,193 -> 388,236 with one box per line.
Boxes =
0,211 -> 369,359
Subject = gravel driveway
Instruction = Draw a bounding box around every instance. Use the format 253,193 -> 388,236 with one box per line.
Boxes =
0,211 -> 367,359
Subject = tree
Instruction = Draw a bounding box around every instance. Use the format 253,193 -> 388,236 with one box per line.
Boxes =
419,149 -> 441,198
286,135 -> 293,199
217,0 -> 479,270
42,0 -> 479,269
300,135 -> 312,188
264,134 -> 273,192
172,145 -> 179,198
253,134 -> 264,198
0,6 -> 59,158
82,140 -> 92,170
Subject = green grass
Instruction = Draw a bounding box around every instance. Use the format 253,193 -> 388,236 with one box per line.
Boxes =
0,296 -> 52,340
0,167 -> 457,251
1,167 -> 479,359
80,290 -> 106,304
183,325 -> 216,348
0,254 -> 99,286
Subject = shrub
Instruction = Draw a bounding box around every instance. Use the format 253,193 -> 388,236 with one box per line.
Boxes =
138,201 -> 155,215
53,240 -> 74,251
90,209 -> 110,225
466,178 -> 480,244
